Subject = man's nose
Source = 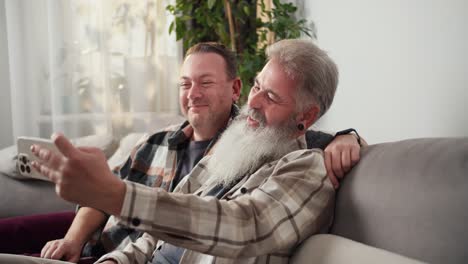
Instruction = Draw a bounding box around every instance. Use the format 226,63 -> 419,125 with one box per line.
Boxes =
248,90 -> 263,110
187,83 -> 202,100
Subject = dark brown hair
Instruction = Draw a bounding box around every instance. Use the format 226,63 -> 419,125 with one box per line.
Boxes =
185,42 -> 237,80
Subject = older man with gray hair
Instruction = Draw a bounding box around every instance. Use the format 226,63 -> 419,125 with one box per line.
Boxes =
29,38 -> 340,264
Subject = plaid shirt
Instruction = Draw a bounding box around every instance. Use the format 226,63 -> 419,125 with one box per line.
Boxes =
97,138 -> 335,264
83,107 -> 238,257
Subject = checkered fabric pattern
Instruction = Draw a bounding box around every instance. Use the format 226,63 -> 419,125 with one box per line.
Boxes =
83,106 -> 239,257
98,144 -> 335,264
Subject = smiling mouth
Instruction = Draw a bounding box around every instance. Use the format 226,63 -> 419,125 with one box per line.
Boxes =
247,116 -> 259,127
189,105 -> 208,108
188,105 -> 209,112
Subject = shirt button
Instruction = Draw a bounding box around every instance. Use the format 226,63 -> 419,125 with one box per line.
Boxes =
240,187 -> 247,194
132,217 -> 141,226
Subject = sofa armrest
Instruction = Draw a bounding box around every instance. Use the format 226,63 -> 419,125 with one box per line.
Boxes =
291,234 -> 425,264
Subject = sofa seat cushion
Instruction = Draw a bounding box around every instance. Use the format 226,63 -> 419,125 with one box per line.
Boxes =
291,234 -> 424,264
331,138 -> 468,263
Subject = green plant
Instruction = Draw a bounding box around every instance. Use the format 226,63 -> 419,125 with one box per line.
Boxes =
166,0 -> 314,103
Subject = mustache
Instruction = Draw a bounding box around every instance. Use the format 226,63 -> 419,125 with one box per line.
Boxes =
188,99 -> 209,107
239,106 -> 267,127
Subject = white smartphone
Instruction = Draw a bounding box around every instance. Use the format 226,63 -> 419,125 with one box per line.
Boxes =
16,136 -> 59,181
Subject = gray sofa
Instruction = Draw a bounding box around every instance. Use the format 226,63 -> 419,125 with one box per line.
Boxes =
293,137 -> 468,263
1,137 -> 467,263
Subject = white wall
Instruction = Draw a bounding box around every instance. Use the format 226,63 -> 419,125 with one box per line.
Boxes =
304,0 -> 468,143
0,0 -> 13,148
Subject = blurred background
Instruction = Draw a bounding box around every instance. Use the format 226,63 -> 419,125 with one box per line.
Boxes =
0,0 -> 467,147
1,0 -> 181,146
302,0 -> 468,143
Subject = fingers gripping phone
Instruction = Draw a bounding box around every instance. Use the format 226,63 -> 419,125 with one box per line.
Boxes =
16,137 -> 59,181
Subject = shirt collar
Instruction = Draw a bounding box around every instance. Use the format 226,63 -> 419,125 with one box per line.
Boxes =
168,104 -> 240,148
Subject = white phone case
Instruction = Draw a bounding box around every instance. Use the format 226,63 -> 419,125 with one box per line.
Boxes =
16,136 -> 58,181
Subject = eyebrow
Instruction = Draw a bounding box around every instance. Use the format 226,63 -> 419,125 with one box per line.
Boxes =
254,76 -> 282,102
181,73 -> 216,80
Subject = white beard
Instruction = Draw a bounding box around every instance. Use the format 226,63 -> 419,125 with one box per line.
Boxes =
206,110 -> 297,187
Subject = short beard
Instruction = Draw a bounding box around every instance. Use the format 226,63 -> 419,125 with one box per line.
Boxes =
206,107 -> 297,187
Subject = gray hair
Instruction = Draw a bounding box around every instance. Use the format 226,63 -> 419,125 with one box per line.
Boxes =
266,39 -> 339,118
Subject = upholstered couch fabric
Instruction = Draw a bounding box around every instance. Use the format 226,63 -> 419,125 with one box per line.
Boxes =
0,175 -> 75,218
291,234 -> 425,264
330,138 -> 468,263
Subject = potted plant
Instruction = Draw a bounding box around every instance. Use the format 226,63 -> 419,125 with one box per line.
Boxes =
166,0 -> 314,103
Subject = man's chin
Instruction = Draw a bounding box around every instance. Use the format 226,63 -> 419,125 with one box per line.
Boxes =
188,114 -> 213,128
188,116 -> 204,126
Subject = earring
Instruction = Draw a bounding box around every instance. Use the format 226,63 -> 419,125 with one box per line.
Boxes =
297,123 -> 305,131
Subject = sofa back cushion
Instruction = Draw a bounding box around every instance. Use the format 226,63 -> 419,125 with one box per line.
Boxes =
331,138 -> 468,263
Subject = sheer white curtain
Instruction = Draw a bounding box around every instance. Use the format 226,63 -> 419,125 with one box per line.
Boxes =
5,0 -> 181,140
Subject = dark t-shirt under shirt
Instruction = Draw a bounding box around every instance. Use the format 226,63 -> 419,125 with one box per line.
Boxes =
152,139 -> 211,264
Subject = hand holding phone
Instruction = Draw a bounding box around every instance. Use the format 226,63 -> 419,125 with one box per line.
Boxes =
17,137 -> 59,181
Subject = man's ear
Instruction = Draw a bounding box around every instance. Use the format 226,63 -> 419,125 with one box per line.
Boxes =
296,105 -> 320,132
232,78 -> 241,102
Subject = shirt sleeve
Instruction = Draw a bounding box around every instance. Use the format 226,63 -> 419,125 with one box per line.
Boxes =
305,130 -> 334,150
95,232 -> 157,264
305,128 -> 362,149
114,149 -> 335,259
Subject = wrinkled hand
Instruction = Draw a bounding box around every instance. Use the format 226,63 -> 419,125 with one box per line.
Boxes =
324,134 -> 361,188
31,133 -> 126,215
40,238 -> 83,263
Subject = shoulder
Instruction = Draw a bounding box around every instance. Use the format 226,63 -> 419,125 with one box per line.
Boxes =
145,121 -> 187,145
160,122 -> 185,133
305,130 -> 334,150
279,148 -> 324,163
125,121 -> 186,159
272,149 -> 326,176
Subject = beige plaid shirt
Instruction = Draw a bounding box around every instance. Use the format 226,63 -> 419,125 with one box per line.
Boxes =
98,142 -> 335,264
